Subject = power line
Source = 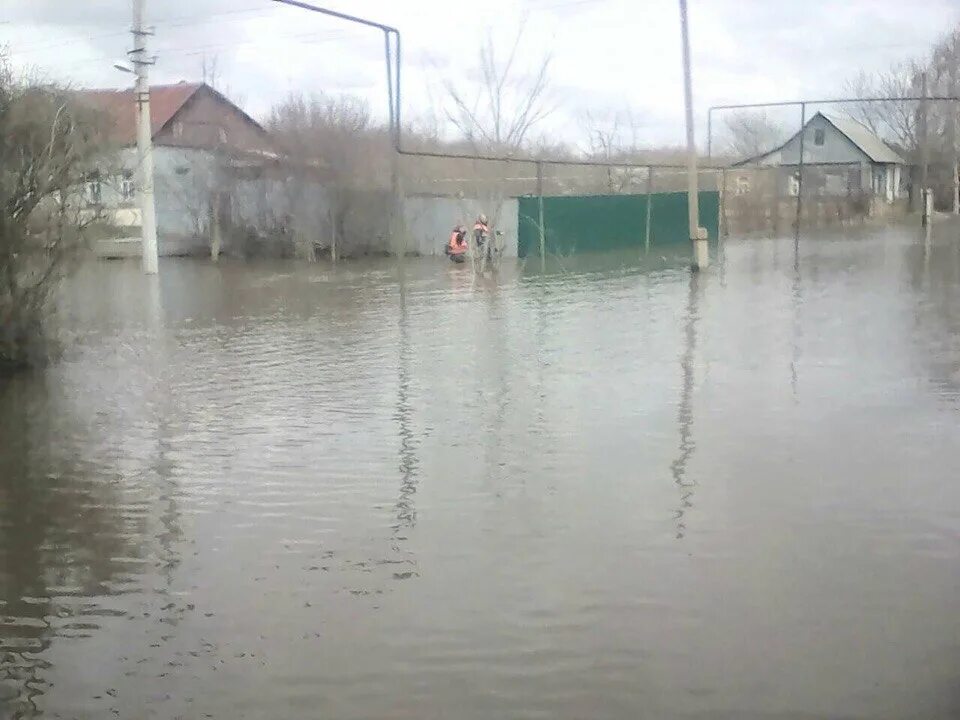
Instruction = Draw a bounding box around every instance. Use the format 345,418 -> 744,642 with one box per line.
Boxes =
153,31 -> 353,66
58,29 -> 354,71
6,6 -> 276,57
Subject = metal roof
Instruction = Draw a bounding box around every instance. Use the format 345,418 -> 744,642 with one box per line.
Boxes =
71,83 -> 203,145
734,111 -> 905,167
70,82 -> 268,149
820,113 -> 904,164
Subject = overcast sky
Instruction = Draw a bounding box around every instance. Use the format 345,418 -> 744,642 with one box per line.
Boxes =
2,0 -> 958,149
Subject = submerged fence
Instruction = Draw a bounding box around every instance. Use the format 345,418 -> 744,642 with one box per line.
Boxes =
96,149 -> 911,261
516,191 -> 720,258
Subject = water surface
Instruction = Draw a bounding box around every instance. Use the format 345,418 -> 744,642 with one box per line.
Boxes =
2,226 -> 960,719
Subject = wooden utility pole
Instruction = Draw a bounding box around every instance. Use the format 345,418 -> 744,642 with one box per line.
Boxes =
132,0 -> 159,274
679,0 -> 708,269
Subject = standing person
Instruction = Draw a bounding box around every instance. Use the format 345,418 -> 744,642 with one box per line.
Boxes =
473,213 -> 489,249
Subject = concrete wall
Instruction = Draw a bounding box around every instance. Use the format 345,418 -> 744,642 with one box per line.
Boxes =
153,147 -> 219,255
96,161 -> 520,259
96,147 -> 333,258
93,146 -> 215,257
230,175 -> 333,257
402,196 -> 519,257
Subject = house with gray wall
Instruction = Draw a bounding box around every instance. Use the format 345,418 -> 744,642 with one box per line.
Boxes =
73,82 -> 521,260
733,112 -> 906,204
74,82 -> 320,257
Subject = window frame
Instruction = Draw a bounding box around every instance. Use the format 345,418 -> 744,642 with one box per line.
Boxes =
119,170 -> 135,202
84,171 -> 102,206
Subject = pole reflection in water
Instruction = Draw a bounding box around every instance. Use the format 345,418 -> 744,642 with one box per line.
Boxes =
482,281 -> 510,483
393,268 -> 419,537
0,381 -> 159,716
791,237 -> 803,401
149,278 -> 183,587
670,269 -> 702,540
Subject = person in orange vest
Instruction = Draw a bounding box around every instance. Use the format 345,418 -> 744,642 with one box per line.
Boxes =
446,224 -> 467,263
473,213 -> 489,248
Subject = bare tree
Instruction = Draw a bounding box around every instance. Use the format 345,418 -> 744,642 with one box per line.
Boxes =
579,108 -> 647,192
1,55 -> 111,370
202,53 -> 220,88
442,25 -> 555,152
926,29 -> 960,211
842,62 -> 923,153
580,108 -> 643,158
722,110 -> 785,160
267,92 -> 391,259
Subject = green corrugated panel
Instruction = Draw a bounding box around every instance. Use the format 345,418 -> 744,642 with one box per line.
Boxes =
517,191 -> 719,258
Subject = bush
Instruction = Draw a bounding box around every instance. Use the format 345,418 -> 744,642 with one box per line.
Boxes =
0,56 -> 110,371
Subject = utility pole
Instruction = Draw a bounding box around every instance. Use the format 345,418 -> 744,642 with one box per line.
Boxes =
132,0 -> 159,274
679,0 -> 708,270
951,60 -> 959,214
919,70 -> 930,225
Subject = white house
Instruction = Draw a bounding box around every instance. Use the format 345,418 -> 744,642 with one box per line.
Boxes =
734,112 -> 906,203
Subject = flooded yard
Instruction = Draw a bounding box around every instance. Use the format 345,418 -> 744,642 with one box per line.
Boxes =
2,226 -> 960,719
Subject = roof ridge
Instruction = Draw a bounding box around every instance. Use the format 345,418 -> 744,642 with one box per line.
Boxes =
820,111 -> 872,131
72,81 -> 203,94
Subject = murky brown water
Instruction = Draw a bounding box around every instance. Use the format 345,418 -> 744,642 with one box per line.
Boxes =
2,226 -> 960,720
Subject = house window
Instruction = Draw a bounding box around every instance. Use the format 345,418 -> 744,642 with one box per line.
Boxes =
788,172 -> 800,197
813,128 -> 825,146
872,167 -> 885,195
847,167 -> 862,192
218,127 -> 228,144
84,171 -> 102,205
119,170 -> 135,201
173,121 -> 184,138
735,175 -> 751,195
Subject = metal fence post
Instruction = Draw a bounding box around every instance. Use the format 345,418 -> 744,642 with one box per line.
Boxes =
706,108 -> 712,160
536,160 -> 546,272
719,168 -> 727,239
795,102 -> 806,236
645,166 -> 654,254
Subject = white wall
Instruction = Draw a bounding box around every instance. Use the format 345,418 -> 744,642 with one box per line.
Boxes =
401,196 -> 519,257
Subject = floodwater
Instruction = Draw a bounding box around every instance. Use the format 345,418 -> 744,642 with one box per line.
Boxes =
2,225 -> 960,720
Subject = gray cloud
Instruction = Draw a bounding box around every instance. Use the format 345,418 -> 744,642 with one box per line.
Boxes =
2,0 -> 957,145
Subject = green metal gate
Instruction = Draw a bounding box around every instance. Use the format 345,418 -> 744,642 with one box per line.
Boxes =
516,190 -> 719,258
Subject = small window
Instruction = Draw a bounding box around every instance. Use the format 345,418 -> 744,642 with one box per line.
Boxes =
173,121 -> 184,138
735,175 -> 751,195
813,128 -> 825,146
847,168 -> 861,192
84,171 -> 102,205
218,127 -> 228,144
788,172 -> 800,197
119,170 -> 135,201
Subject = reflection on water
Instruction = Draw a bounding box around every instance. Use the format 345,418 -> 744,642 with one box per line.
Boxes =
393,267 -> 418,535
671,271 -> 700,540
0,377 -> 179,718
2,224 -> 960,719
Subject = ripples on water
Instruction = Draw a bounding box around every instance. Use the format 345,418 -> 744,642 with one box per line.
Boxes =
2,227 -> 960,719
